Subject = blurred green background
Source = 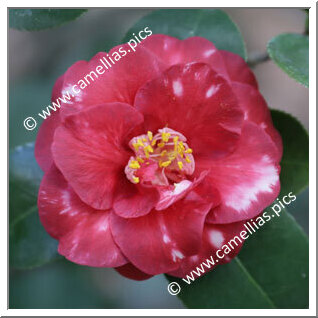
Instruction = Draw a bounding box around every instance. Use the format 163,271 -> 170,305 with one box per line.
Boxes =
9,8 -> 308,309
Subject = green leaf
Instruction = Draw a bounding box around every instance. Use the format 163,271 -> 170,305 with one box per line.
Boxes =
166,208 -> 308,308
267,33 -> 309,87
9,9 -> 87,31
10,207 -> 60,270
9,142 -> 43,221
123,9 -> 246,59
271,110 -> 309,196
10,143 -> 61,269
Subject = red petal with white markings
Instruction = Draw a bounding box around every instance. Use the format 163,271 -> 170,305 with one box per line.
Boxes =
38,165 -> 127,267
111,181 -> 219,275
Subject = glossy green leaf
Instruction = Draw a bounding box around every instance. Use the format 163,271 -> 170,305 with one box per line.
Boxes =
10,143 -> 61,269
271,110 -> 309,196
267,33 -> 309,87
9,9 -> 87,31
166,208 -> 308,308
123,9 -> 246,59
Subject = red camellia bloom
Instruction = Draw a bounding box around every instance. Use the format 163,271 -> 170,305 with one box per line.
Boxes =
36,35 -> 282,280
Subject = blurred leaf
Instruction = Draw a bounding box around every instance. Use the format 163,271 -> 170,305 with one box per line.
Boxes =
10,259 -> 117,308
10,207 -> 60,270
166,208 -> 308,308
9,9 -> 87,31
10,79 -> 54,148
9,142 -> 43,220
123,9 -> 246,59
10,143 -> 61,269
271,110 -> 309,196
267,33 -> 309,87
287,187 -> 308,234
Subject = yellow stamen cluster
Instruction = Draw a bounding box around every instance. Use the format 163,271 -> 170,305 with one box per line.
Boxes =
128,129 -> 193,184
157,132 -> 192,170
161,132 -> 171,142
132,138 -> 144,151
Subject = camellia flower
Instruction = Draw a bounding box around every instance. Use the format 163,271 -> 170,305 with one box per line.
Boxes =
36,35 -> 282,280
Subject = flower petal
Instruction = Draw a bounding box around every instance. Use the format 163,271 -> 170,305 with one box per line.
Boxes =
155,171 -> 208,211
135,62 -> 244,159
38,165 -> 127,267
199,122 -> 280,224
232,82 -> 283,160
112,176 -> 159,218
219,50 -> 258,88
52,103 -> 144,210
111,181 -> 219,275
58,45 -> 166,118
168,221 -> 245,278
35,74 -> 64,172
115,263 -> 153,281
140,34 -> 229,80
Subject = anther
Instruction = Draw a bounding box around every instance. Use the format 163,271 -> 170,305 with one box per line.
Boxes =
129,160 -> 141,169
161,132 -> 171,142
132,176 -> 140,183
147,131 -> 153,141
160,160 -> 171,168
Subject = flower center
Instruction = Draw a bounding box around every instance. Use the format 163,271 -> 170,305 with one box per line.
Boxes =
125,127 -> 195,186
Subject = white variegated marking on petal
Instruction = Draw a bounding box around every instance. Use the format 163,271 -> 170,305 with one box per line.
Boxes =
206,84 -> 220,98
209,230 -> 224,248
172,80 -> 183,97
203,48 -> 216,57
163,234 -> 171,244
225,156 -> 279,211
174,180 -> 192,195
60,207 -> 71,215
171,249 -> 184,262
260,122 -> 267,129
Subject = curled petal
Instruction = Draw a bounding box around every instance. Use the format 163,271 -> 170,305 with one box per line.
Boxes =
168,221 -> 245,278
113,176 -> 159,218
52,103 -> 144,210
35,74 -> 64,172
198,122 -> 281,224
58,45 -> 166,118
219,50 -> 258,88
111,181 -> 219,275
115,263 -> 153,281
38,165 -> 127,267
232,82 -> 283,160
140,34 -> 229,80
135,62 -> 243,160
